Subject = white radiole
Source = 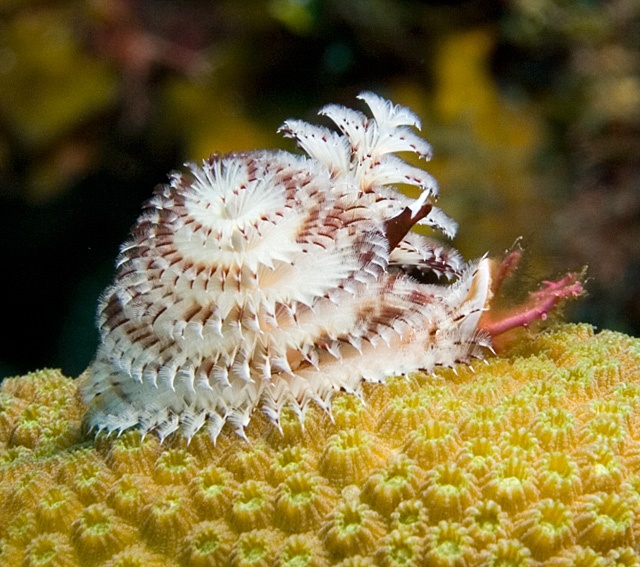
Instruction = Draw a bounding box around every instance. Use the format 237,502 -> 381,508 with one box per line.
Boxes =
82,92 -> 491,441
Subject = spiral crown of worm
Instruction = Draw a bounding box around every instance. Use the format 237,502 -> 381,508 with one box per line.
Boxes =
82,92 -> 492,441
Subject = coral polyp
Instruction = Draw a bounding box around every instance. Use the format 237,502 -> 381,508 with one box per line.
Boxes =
82,92 -> 494,441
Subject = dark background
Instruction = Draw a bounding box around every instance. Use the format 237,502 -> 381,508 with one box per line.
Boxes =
1,0 -> 639,379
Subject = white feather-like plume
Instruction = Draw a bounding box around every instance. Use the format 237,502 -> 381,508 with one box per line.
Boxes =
82,92 -> 491,441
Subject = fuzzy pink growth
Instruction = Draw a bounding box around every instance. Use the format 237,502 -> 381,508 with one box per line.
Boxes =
480,251 -> 584,338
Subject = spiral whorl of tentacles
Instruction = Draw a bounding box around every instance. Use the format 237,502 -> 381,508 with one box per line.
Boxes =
82,92 -> 492,441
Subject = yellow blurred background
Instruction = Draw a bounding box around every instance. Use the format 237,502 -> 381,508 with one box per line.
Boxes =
1,0 -> 639,377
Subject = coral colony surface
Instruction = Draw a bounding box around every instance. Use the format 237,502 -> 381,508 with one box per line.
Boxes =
1,94 -> 610,565
2,325 -> 640,566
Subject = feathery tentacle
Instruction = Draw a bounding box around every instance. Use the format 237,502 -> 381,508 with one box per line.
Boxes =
83,93 -> 493,441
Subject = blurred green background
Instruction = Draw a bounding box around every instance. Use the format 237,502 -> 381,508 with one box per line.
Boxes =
1,0 -> 639,378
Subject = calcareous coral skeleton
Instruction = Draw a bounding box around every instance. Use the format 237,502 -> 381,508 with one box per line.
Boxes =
82,93 -> 575,442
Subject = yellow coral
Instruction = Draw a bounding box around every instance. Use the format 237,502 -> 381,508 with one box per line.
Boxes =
2,324 -> 640,565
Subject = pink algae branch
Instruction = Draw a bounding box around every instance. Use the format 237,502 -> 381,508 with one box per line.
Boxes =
479,250 -> 585,339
